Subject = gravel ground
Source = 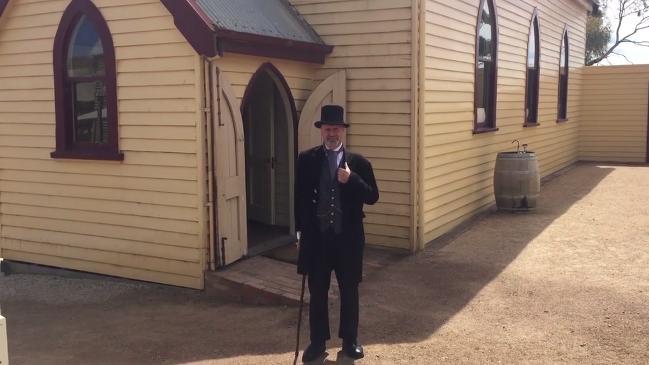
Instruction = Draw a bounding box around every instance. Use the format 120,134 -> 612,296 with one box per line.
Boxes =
0,274 -> 153,305
1,163 -> 648,364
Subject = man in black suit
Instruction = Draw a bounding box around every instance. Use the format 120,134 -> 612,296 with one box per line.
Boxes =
295,105 -> 379,362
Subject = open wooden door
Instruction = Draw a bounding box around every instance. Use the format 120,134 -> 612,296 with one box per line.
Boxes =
298,70 -> 347,152
212,64 -> 247,265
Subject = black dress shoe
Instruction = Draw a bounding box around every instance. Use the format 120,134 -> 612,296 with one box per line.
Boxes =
302,341 -> 326,362
342,341 -> 364,359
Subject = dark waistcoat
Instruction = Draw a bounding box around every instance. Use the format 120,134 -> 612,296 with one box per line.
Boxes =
317,154 -> 343,234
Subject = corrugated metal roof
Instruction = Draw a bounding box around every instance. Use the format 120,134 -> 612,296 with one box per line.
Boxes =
196,0 -> 324,44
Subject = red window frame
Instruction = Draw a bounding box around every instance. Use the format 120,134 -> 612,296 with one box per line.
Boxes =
51,0 -> 122,160
473,0 -> 499,134
524,10 -> 541,127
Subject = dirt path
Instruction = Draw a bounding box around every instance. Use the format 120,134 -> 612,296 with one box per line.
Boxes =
1,163 -> 648,364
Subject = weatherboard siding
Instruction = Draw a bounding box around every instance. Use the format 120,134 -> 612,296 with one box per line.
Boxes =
580,65 -> 649,163
216,55 -> 316,113
290,0 -> 414,250
0,0 -> 601,288
421,0 -> 588,244
0,0 -> 205,288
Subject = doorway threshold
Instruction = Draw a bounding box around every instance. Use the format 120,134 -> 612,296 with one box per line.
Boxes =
207,255 -> 328,306
206,246 -> 406,306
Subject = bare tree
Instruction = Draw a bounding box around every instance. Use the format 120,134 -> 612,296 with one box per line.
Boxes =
586,0 -> 649,66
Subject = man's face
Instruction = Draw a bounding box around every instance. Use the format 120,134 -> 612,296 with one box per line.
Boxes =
321,125 -> 345,149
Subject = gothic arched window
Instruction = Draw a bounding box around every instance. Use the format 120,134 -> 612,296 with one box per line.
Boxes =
557,27 -> 569,122
474,0 -> 499,132
525,10 -> 541,126
51,0 -> 121,160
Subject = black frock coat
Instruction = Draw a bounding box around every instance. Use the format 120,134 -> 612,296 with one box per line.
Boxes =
295,145 -> 379,283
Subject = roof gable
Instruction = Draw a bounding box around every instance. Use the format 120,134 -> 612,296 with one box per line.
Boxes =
161,0 -> 332,64
197,0 -> 324,45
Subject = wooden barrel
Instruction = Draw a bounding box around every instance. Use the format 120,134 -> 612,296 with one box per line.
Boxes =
493,152 -> 540,211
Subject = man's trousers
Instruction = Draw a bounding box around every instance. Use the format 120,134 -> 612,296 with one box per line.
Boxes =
307,231 -> 359,343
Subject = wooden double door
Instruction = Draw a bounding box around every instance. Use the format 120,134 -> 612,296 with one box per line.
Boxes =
210,63 -> 346,266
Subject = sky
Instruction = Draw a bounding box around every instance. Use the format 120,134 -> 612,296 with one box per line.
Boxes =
598,1 -> 649,65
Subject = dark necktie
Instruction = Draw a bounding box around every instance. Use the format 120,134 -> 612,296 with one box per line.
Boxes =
327,150 -> 338,180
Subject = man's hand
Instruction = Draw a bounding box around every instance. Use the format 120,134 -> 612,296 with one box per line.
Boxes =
337,162 -> 351,184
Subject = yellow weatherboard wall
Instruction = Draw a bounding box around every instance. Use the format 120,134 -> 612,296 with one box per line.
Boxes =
216,55 -> 316,113
580,65 -> 649,163
421,0 -> 588,246
0,0 -> 205,288
0,0 -> 605,289
291,0 -> 415,250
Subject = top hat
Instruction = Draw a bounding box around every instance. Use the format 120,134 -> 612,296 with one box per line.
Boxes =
314,105 -> 349,128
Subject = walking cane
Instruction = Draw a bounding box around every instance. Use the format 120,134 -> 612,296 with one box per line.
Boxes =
293,274 -> 307,365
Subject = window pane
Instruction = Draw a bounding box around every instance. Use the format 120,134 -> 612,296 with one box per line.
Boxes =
526,69 -> 537,121
478,2 -> 493,61
476,0 -> 495,126
73,81 -> 108,144
67,15 -> 105,78
526,19 -> 539,123
558,33 -> 568,119
476,60 -> 489,123
559,35 -> 568,75
527,25 -> 536,68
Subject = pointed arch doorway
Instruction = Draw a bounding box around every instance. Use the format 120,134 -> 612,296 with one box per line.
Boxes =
241,64 -> 298,256
210,67 -> 346,266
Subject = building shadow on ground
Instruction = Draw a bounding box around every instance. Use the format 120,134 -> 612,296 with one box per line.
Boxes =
0,163 -> 617,365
